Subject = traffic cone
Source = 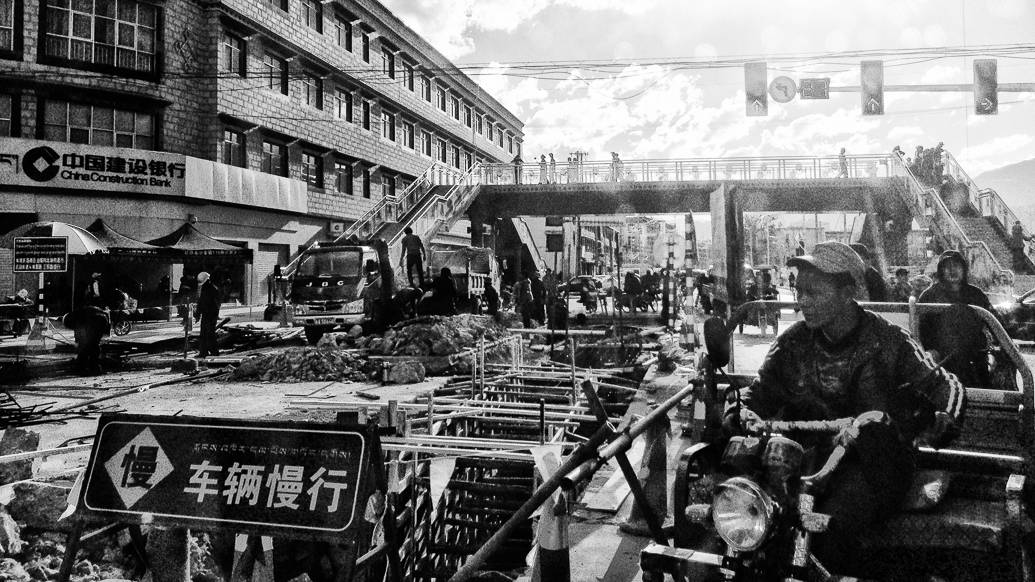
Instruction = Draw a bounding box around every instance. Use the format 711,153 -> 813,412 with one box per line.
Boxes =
533,489 -> 570,582
620,407 -> 671,536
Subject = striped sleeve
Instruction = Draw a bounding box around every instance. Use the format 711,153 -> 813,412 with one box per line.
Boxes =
893,325 -> 966,434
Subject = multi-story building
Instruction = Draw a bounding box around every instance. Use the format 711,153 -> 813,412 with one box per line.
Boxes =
0,0 -> 523,305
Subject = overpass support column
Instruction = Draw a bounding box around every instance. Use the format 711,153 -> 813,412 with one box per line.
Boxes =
468,209 -> 487,247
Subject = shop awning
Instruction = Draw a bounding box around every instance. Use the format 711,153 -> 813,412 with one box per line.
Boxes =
147,222 -> 252,263
86,218 -> 167,258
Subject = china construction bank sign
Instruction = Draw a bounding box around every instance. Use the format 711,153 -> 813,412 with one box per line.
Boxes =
0,138 -> 187,196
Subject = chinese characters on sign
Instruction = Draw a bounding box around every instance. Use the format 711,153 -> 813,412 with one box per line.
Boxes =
0,138 -> 188,196
82,415 -> 371,538
13,237 -> 68,273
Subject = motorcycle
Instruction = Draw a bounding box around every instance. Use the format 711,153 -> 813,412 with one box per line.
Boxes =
643,411 -> 889,582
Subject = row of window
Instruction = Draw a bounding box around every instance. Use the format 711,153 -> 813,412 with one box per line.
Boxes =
218,18 -> 521,158
221,127 -> 399,199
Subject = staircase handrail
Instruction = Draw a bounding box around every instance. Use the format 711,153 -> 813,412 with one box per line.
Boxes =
943,149 -> 1031,269
978,187 -> 1024,236
340,161 -> 458,242
940,150 -> 983,215
513,216 -> 546,271
888,153 -> 1013,285
388,163 -> 485,248
281,162 -> 458,276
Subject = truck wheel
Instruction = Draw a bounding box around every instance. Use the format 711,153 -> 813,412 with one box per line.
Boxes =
113,320 -> 131,336
305,327 -> 325,345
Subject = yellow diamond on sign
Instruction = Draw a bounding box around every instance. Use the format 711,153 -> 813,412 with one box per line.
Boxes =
103,427 -> 174,509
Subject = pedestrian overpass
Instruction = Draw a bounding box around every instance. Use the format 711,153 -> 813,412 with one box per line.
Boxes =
311,151 -> 1033,293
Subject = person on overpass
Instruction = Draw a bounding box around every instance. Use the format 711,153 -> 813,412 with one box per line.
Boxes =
725,241 -> 964,576
1009,220 -> 1033,272
400,227 -> 426,288
837,147 -> 849,178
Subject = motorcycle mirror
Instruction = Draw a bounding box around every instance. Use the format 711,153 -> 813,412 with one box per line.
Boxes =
703,316 -> 731,368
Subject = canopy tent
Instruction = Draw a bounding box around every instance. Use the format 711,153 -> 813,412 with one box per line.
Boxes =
147,222 -> 252,263
0,221 -> 108,255
86,218 -> 166,258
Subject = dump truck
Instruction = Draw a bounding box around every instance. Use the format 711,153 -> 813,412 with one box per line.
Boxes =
288,239 -> 395,344
424,246 -> 500,312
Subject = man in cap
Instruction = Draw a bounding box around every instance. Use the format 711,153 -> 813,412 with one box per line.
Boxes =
849,242 -> 888,301
725,241 -> 965,576
195,271 -> 221,358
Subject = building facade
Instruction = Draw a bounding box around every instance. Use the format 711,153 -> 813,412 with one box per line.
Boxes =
0,0 -> 523,304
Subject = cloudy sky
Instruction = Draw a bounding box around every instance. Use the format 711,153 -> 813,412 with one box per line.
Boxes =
381,0 -> 1035,177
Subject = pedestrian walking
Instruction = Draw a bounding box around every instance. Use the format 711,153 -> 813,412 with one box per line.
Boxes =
1010,220 -> 1033,271
566,155 -> 576,183
548,153 -> 556,184
400,227 -> 426,287
195,271 -> 221,358
837,147 -> 849,178
539,155 -> 548,184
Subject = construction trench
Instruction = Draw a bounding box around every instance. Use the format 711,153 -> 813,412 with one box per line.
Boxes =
0,311 -> 700,582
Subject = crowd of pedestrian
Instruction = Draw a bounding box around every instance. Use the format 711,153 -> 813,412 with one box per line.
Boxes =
892,142 -> 946,187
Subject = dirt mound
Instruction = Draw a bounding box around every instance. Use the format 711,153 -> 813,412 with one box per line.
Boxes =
229,347 -> 377,382
330,314 -> 513,357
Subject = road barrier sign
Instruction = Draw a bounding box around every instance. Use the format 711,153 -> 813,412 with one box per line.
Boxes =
13,236 -> 68,273
79,415 -> 376,539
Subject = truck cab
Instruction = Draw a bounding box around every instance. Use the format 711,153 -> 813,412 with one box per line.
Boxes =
290,243 -> 383,342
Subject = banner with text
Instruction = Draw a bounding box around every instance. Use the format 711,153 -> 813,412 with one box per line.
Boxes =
0,138 -> 186,196
78,414 -> 378,541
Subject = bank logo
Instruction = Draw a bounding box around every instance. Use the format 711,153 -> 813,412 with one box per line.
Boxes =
22,146 -> 61,182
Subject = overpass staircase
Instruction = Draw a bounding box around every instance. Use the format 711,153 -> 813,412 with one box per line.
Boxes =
887,151 -> 1035,289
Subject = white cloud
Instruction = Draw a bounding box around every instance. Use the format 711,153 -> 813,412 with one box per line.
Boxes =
958,134 -> 1035,175
888,126 -> 924,141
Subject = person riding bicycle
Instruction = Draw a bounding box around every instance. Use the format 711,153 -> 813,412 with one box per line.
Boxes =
723,241 -> 965,576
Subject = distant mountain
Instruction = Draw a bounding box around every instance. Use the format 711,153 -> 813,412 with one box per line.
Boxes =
973,158 -> 1035,227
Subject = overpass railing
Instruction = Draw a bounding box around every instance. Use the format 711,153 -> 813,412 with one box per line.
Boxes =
477,154 -> 895,186
387,163 -> 485,252
340,161 -> 463,242
887,152 -> 1013,288
943,150 -> 1032,267
281,162 -> 461,277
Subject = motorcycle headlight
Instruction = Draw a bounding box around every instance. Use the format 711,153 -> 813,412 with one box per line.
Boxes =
712,477 -> 776,551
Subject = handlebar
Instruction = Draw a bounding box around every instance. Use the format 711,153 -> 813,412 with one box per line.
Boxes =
744,410 -> 889,436
745,411 -> 891,488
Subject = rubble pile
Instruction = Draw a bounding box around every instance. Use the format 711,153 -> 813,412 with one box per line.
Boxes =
229,347 -> 378,382
325,314 -> 513,357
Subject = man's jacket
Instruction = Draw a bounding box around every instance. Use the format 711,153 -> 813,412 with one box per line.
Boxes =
736,307 -> 965,449
198,281 -> 221,319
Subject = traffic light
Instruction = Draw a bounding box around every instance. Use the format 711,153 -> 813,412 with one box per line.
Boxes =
860,60 -> 884,115
974,59 -> 998,115
744,62 -> 768,117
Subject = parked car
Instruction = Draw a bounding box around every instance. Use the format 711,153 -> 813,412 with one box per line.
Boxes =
557,275 -> 603,295
995,287 -> 1035,341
